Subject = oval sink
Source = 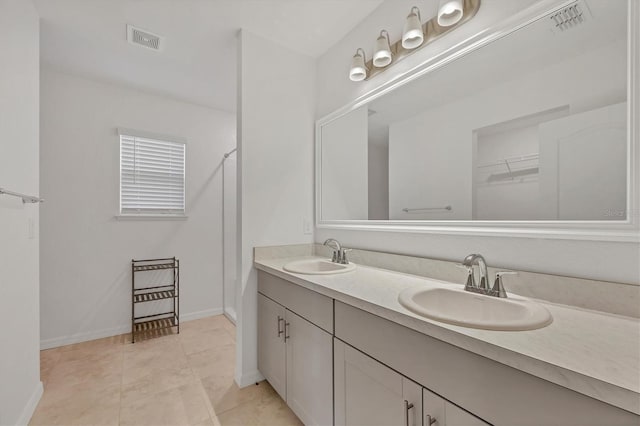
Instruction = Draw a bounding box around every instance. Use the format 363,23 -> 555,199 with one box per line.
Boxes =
283,259 -> 356,275
398,286 -> 552,331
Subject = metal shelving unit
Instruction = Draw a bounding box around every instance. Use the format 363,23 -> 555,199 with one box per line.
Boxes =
131,257 -> 179,343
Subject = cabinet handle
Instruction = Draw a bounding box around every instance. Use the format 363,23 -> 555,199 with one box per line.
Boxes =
277,316 -> 284,337
284,321 -> 290,341
425,414 -> 436,425
404,400 -> 414,426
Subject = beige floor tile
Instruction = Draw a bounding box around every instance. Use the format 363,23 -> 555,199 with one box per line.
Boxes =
216,383 -> 302,426
125,331 -> 181,350
30,380 -> 121,426
31,315 -> 300,426
46,350 -> 124,392
131,327 -> 178,343
122,362 -> 197,401
123,336 -> 186,374
119,382 -> 210,426
187,344 -> 235,380
40,348 -> 62,385
179,327 -> 234,356
222,322 -> 236,340
58,334 -> 126,355
182,316 -> 230,332
202,378 -> 278,417
194,417 -> 219,426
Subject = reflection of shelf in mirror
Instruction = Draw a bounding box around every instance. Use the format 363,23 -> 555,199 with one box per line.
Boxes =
402,205 -> 452,213
487,167 -> 539,182
477,153 -> 539,182
476,153 -> 539,169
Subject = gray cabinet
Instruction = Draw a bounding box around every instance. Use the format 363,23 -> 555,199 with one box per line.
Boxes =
334,339 -> 422,426
423,388 -> 488,426
286,310 -> 333,426
257,289 -> 333,425
257,293 -> 286,399
334,300 -> 639,426
335,339 -> 488,426
259,272 -> 639,426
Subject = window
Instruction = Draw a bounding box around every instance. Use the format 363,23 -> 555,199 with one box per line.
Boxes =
119,131 -> 186,215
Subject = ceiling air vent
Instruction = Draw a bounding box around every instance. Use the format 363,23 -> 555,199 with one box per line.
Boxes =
127,24 -> 164,52
549,0 -> 592,33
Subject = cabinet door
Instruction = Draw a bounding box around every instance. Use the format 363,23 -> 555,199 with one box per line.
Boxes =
334,339 -> 422,426
257,293 -> 287,400
444,402 -> 490,426
423,388 -> 489,426
285,309 -> 333,426
423,388 -> 446,426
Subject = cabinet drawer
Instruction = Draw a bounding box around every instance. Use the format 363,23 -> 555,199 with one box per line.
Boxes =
335,301 -> 639,426
258,271 -> 333,333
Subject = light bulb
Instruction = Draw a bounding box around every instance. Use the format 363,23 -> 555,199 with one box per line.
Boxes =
373,30 -> 392,68
437,0 -> 464,27
402,7 -> 423,49
349,49 -> 367,81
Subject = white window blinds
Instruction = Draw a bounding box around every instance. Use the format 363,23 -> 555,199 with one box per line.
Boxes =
120,133 -> 186,214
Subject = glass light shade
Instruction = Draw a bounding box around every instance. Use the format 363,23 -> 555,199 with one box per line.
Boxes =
402,9 -> 423,49
437,0 -> 464,27
373,32 -> 392,68
349,51 -> 367,81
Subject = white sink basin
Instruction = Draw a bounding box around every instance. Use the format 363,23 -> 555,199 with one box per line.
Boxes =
398,286 -> 552,331
283,259 -> 356,275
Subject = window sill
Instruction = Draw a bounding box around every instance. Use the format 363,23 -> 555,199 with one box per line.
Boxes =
115,214 -> 188,221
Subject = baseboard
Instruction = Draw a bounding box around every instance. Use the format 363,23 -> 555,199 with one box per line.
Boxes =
180,307 -> 223,322
40,308 -> 224,349
40,325 -> 131,350
15,381 -> 43,426
236,369 -> 265,388
223,306 -> 236,324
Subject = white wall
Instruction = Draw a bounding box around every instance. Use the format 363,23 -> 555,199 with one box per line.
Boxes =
0,0 -> 43,423
368,142 -> 389,220
40,69 -> 236,348
315,0 -> 640,285
223,153 -> 237,321
236,30 -> 315,386
321,105 -> 369,220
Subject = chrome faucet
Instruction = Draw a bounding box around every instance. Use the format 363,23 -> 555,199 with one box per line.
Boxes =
463,253 -> 489,290
324,239 -> 350,264
461,254 -> 515,298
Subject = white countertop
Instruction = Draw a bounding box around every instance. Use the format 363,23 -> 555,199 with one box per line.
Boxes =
254,256 -> 640,416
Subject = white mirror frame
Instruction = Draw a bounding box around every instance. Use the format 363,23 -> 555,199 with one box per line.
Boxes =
316,0 -> 639,242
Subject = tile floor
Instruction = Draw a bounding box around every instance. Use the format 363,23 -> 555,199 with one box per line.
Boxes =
31,315 -> 303,426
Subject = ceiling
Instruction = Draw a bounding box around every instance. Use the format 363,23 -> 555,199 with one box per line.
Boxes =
34,0 -> 384,112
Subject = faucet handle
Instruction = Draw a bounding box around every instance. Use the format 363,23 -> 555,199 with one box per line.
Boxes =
340,248 -> 352,264
455,263 -> 475,290
492,271 -> 517,298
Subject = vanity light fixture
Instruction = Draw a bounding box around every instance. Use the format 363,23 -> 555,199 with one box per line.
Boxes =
402,7 -> 424,49
373,30 -> 393,68
437,0 -> 464,27
347,0 -> 480,82
349,48 -> 368,81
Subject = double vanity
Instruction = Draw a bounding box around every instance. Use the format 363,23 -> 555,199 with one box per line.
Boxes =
255,244 -> 640,426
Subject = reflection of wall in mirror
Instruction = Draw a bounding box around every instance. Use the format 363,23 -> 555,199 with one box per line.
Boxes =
368,142 -> 389,220
321,105 -> 368,220
538,102 -> 627,221
387,37 -> 626,221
